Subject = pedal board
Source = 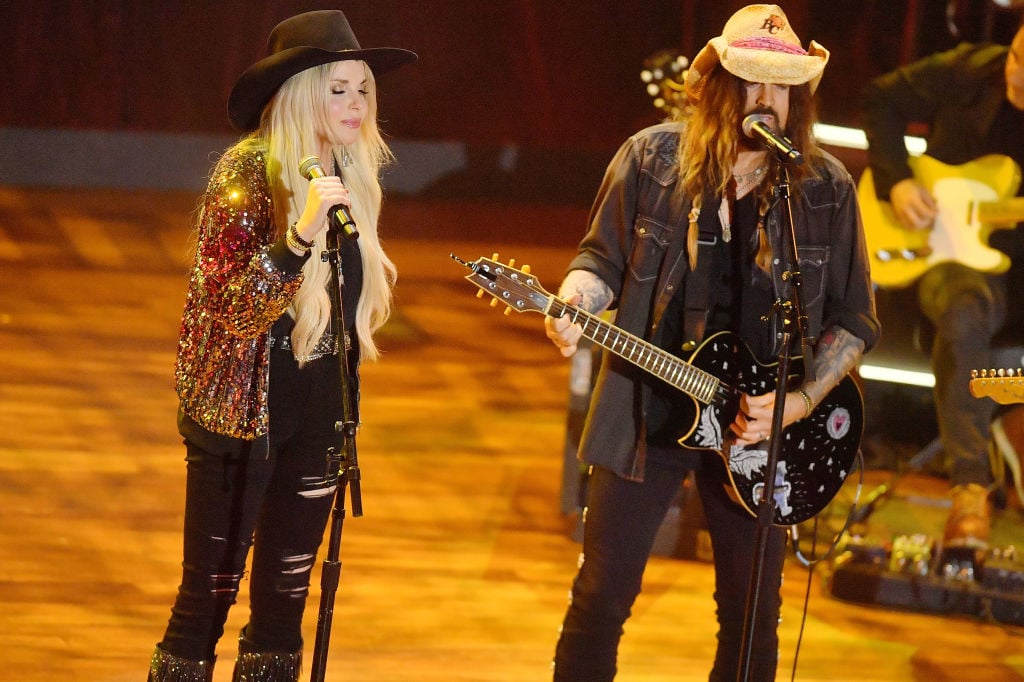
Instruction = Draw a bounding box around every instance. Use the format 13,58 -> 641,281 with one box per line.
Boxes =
826,536 -> 1024,626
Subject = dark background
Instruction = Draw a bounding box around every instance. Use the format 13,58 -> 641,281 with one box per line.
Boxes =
3,0 -> 1022,151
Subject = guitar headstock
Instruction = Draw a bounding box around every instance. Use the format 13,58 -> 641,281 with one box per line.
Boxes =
451,253 -> 552,316
970,368 -> 1024,404
641,49 -> 689,118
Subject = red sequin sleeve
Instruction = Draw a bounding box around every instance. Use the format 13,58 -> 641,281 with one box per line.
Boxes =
193,148 -> 303,337
174,147 -> 302,439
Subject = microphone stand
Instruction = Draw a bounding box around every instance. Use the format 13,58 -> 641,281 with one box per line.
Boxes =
309,219 -> 363,682
736,161 -> 812,682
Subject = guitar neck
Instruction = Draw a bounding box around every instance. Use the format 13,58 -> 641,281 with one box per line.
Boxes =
545,298 -> 720,404
978,198 -> 1024,225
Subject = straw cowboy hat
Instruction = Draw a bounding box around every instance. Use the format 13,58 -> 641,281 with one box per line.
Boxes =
684,4 -> 828,102
228,10 -> 417,131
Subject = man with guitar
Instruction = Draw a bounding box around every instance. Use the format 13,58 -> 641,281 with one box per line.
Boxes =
543,6 -> 878,681
862,17 -> 1024,548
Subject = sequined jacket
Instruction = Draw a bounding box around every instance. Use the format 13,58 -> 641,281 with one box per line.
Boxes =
175,146 -> 308,440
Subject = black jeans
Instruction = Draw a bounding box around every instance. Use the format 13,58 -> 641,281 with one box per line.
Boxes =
553,456 -> 786,682
159,346 -> 345,661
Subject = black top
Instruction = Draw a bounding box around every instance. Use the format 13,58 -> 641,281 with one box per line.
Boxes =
647,192 -> 772,451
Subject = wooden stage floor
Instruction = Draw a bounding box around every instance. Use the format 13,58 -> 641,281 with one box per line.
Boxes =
1,185 -> 1023,681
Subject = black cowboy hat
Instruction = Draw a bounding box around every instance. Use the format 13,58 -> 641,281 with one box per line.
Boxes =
228,10 -> 417,132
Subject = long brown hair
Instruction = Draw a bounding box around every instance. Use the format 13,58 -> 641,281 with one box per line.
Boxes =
679,67 -> 819,271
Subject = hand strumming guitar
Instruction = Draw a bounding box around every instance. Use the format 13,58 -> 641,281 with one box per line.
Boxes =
889,177 -> 938,231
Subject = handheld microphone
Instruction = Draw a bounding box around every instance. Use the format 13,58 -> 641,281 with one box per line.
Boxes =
298,155 -> 359,240
741,114 -> 804,166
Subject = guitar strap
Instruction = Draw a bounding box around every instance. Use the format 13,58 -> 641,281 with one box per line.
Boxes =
681,196 -> 722,348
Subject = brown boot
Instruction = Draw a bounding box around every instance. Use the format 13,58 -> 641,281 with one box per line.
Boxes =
942,483 -> 991,548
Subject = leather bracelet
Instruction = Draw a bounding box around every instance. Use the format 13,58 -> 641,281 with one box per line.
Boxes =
287,222 -> 314,250
797,389 -> 814,419
285,230 -> 309,253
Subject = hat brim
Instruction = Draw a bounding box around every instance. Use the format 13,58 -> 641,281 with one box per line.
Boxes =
228,46 -> 417,132
684,38 -> 828,102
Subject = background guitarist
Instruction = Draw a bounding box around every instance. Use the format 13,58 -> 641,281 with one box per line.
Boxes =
542,6 -> 879,681
862,14 -> 1024,549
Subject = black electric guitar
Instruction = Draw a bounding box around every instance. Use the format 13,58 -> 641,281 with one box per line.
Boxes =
454,254 -> 863,526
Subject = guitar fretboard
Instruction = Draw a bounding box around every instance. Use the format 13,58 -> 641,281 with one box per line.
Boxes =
547,298 -> 720,404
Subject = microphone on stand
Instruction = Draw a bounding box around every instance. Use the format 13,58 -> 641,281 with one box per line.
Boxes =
742,114 -> 804,166
299,155 -> 359,240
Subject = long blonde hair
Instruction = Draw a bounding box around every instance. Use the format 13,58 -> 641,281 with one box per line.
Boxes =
246,61 -> 397,364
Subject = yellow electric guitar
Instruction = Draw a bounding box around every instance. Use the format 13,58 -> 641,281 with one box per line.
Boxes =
970,368 -> 1024,404
858,154 -> 1024,288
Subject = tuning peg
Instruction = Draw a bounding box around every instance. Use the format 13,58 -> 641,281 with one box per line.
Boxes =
475,290 -> 484,299
490,299 -> 499,308
504,307 -> 513,316
508,257 -> 516,268
971,369 -> 979,378
491,252 -> 500,260
522,264 -> 532,274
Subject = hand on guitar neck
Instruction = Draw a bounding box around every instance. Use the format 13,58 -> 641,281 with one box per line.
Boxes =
545,292 -> 585,357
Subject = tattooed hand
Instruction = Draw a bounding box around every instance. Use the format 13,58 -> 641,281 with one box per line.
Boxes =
544,270 -> 613,357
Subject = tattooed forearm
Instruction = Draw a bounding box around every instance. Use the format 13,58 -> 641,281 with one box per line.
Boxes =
801,326 -> 865,409
558,269 -> 614,315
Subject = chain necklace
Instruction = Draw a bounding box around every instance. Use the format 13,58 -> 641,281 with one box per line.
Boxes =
733,163 -> 767,190
719,163 -> 767,242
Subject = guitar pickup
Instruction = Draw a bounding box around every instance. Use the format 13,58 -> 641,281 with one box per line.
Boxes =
874,246 -> 933,262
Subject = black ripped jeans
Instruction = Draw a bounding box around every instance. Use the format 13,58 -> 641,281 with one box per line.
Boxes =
553,455 -> 787,682
158,345 -> 346,661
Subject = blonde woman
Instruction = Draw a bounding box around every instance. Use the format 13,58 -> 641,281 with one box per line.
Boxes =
149,11 -> 415,681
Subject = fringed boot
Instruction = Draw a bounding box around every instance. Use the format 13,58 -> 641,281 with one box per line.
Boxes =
148,645 -> 215,682
231,628 -> 302,682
